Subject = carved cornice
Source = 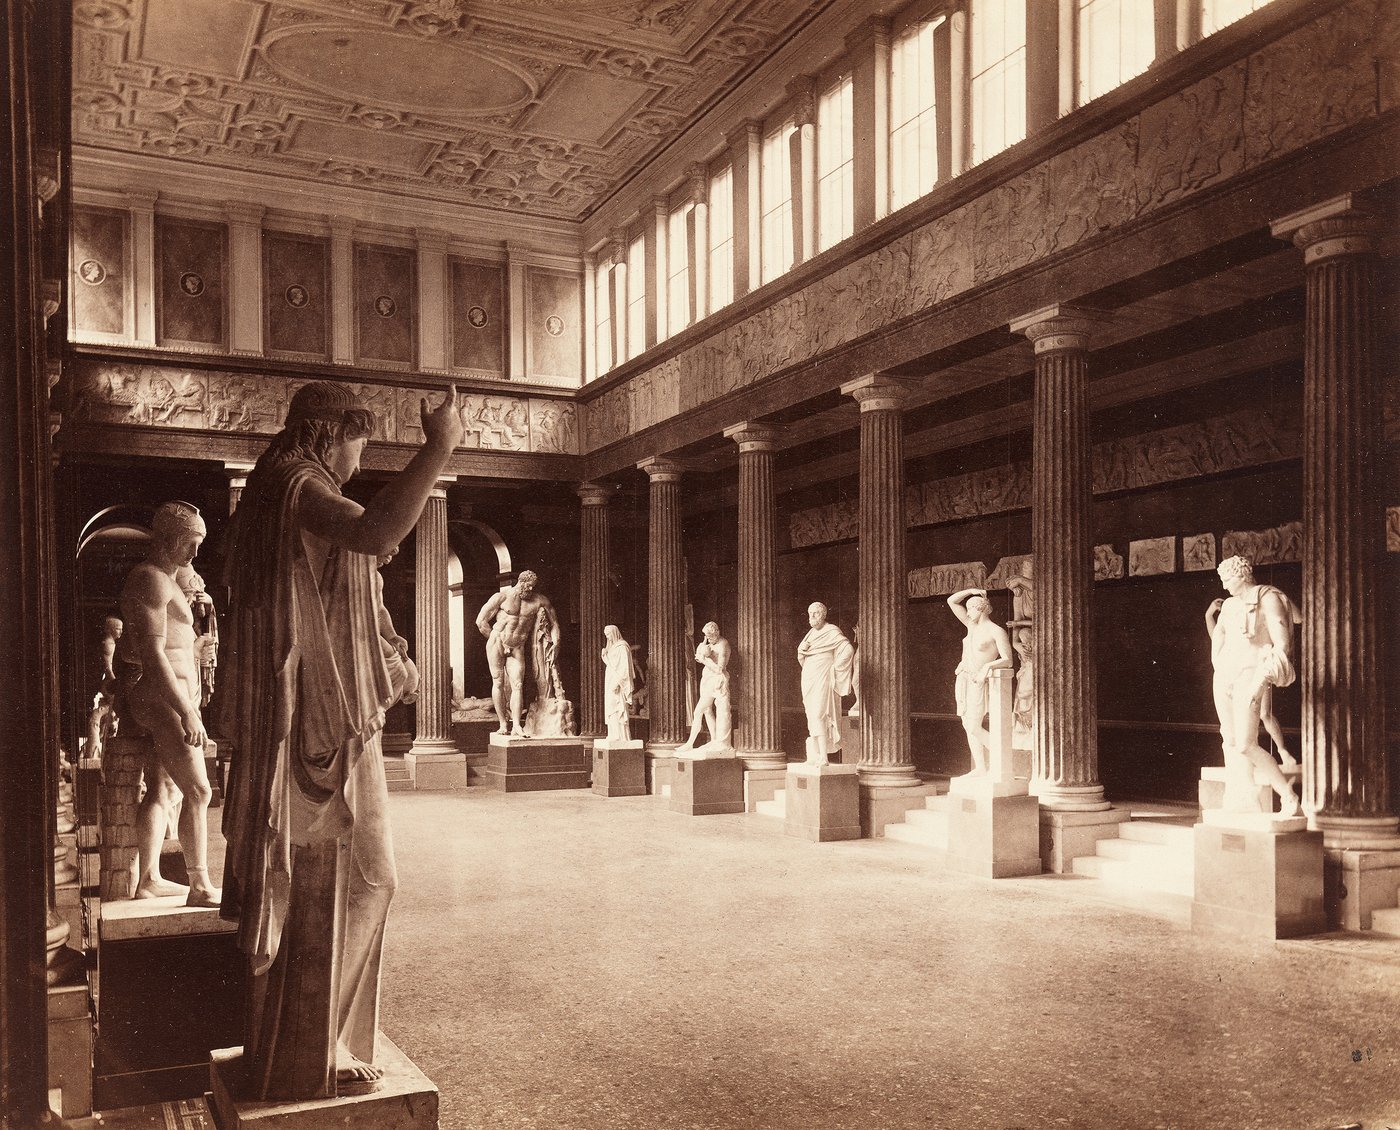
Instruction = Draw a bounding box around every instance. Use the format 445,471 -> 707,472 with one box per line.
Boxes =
1010,305 -> 1112,354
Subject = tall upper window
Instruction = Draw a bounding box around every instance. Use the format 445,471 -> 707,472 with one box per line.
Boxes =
760,120 -> 796,285
1077,0 -> 1154,104
667,201 -> 693,337
626,233 -> 645,361
593,259 -> 613,377
889,18 -> 941,211
817,74 -> 854,252
970,0 -> 1026,165
709,165 -> 734,312
1201,0 -> 1273,33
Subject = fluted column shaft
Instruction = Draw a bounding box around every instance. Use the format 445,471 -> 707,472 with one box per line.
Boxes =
1274,202 -> 1395,847
726,423 -> 783,769
1012,307 -> 1108,811
842,377 -> 918,788
641,459 -> 687,746
411,485 -> 457,755
578,483 -> 614,738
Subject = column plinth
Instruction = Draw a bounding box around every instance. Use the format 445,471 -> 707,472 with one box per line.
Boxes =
640,458 -> 687,748
578,483 -> 615,738
841,376 -> 919,791
1011,306 -> 1110,813
1273,199 -> 1397,851
410,486 -> 459,758
725,423 -> 784,770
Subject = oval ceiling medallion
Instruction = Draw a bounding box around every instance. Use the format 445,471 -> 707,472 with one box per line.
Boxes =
262,26 -> 533,117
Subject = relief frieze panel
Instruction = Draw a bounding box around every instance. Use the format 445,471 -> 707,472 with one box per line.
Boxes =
907,561 -> 988,600
1221,521 -> 1302,567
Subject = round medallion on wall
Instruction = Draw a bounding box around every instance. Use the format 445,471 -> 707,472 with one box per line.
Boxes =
78,259 -> 106,286
545,315 -> 564,337
179,271 -> 205,297
374,295 -> 397,318
285,284 -> 309,308
466,305 -> 488,329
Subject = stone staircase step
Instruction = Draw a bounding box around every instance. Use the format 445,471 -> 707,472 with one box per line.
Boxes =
1119,821 -> 1196,848
1071,854 -> 1194,897
884,822 -> 947,849
754,791 -> 785,819
1095,838 -> 1191,866
1370,907 -> 1400,937
383,759 -> 413,793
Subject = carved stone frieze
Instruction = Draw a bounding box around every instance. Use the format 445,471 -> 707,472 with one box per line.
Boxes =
1222,521 -> 1302,566
1093,545 -> 1124,582
461,394 -> 529,450
529,400 -> 578,454
1387,507 -> 1400,553
907,561 -> 988,599
1128,537 -> 1175,577
1182,533 -> 1217,573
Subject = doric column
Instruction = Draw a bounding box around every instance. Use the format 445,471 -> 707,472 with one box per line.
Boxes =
1011,305 -> 1109,812
1272,198 -> 1396,849
687,164 -> 709,323
787,75 -> 817,266
225,460 -> 254,516
410,482 -> 459,757
131,192 -> 157,345
841,375 -> 919,789
578,482 -> 615,738
416,229 -> 449,373
226,203 -> 264,355
724,423 -> 784,769
847,18 -> 890,230
328,216 -> 354,364
639,458 -> 686,747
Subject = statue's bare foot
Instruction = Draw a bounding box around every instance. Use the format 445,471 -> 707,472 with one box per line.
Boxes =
335,1046 -> 383,1095
1278,791 -> 1302,818
494,724 -> 508,734
135,876 -> 188,899
185,886 -> 221,908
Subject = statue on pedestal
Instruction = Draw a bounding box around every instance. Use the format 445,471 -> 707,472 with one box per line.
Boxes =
116,501 -> 220,907
86,616 -> 122,761
1207,555 -> 1302,815
1011,624 -> 1035,748
220,380 -> 464,1100
177,564 -> 218,708
601,625 -> 636,743
678,621 -> 732,753
796,602 -> 854,768
476,570 -> 572,737
946,588 -> 1013,777
375,546 -> 419,706
847,625 -> 861,718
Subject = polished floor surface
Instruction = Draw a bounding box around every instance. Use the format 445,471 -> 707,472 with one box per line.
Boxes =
372,787 -> 1400,1130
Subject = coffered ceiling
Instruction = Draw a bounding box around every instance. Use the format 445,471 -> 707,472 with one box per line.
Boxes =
72,0 -> 836,221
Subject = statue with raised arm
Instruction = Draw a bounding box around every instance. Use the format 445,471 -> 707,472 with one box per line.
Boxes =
797,602 -> 855,767
946,588 -> 1013,777
220,380 -> 464,1100
601,625 -> 636,743
678,621 -> 732,754
475,570 -> 561,737
117,501 -> 220,907
1208,555 -> 1302,815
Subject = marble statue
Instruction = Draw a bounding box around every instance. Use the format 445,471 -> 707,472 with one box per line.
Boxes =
220,380 -> 464,1100
678,621 -> 732,753
375,547 -> 419,706
946,588 -> 1013,777
99,614 -> 122,684
796,602 -> 855,767
116,501 -> 219,907
1011,625 -> 1035,747
476,570 -> 566,737
85,616 -> 122,760
1205,593 -> 1295,769
1207,555 -> 1302,815
847,625 -> 861,718
601,625 -> 635,743
177,564 -> 218,708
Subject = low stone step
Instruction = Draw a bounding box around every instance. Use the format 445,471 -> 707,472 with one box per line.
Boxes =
884,820 -> 947,849
1071,854 -> 1194,897
1096,838 -> 1192,866
1370,907 -> 1400,937
1119,820 -> 1196,849
754,792 -> 785,819
904,806 -> 949,828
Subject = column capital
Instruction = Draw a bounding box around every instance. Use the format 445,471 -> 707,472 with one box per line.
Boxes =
840,374 -> 918,412
225,202 -> 265,227
652,194 -> 671,218
844,14 -> 890,53
327,215 -> 355,241
723,421 -> 781,452
415,228 -> 452,254
1010,305 -> 1111,353
724,119 -> 762,153
786,75 -> 817,127
1271,197 -> 1382,265
608,231 -> 628,265
638,456 -> 685,482
128,191 -> 158,215
687,163 -> 709,207
577,481 -> 617,507
223,459 -> 255,474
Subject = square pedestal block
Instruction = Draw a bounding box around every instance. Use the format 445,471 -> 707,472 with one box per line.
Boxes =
1192,823 -> 1326,940
944,792 -> 1042,878
209,1035 -> 438,1130
48,982 -> 92,1119
784,765 -> 861,842
647,751 -> 677,796
405,750 -> 467,791
1038,807 -> 1131,874
670,756 -> 745,816
591,740 -> 647,797
1326,847 -> 1400,931
485,734 -> 588,792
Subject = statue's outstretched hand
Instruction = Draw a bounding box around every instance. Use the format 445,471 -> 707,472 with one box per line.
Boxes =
421,384 -> 463,452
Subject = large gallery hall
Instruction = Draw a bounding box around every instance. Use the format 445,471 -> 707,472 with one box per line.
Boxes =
1,0 -> 1397,1127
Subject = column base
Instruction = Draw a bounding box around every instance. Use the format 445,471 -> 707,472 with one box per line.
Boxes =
591,739 -> 647,798
783,764 -> 861,842
1314,814 -> 1400,851
740,750 -> 787,772
859,780 -> 942,838
404,747 -> 466,791
744,767 -> 789,812
1038,807 -> 1130,874
945,792 -> 1043,879
1323,844 -> 1400,931
1034,783 -> 1111,812
407,736 -> 459,757
209,1035 -> 437,1129
670,754 -> 745,816
856,763 -> 922,790
1192,824 -> 1326,940
484,733 -> 588,792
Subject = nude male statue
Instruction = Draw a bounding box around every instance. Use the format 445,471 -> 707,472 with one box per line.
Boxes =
476,570 -> 559,736
117,501 -> 219,906
946,588 -> 1013,777
678,621 -> 732,753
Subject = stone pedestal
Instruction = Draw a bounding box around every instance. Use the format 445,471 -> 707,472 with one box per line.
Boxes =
1326,847 -> 1400,932
647,750 -> 677,796
861,782 -> 941,838
591,739 -> 646,798
99,732 -> 146,901
1038,808 -> 1131,874
48,982 -> 92,1119
484,733 -> 588,792
404,749 -> 467,791
942,789 -> 1042,878
783,763 -> 861,842
669,755 -> 745,816
1192,820 -> 1326,940
209,1035 -> 438,1130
